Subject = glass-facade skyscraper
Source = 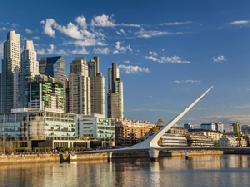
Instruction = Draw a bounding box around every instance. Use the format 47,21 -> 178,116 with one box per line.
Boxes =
39,56 -> 67,85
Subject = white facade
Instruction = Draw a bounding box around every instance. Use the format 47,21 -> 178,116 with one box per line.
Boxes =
1,31 -> 21,112
78,113 -> 115,140
69,59 -> 91,115
160,134 -> 187,147
21,40 -> 39,78
219,135 -> 247,147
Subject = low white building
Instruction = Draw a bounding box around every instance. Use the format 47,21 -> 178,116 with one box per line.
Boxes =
159,134 -> 187,147
78,113 -> 115,142
219,135 -> 247,147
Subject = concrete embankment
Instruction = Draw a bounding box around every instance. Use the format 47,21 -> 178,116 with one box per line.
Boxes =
0,149 -> 241,164
160,150 -> 223,157
0,154 -> 59,164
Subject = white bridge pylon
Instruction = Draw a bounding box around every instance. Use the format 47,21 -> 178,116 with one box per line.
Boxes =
128,86 -> 214,150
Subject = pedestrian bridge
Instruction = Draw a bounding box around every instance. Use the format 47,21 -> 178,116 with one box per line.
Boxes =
118,86 -> 214,159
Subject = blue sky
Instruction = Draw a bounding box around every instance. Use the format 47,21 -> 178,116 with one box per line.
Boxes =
1,0 -> 250,125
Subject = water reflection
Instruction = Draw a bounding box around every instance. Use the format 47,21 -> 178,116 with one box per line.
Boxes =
0,155 -> 250,187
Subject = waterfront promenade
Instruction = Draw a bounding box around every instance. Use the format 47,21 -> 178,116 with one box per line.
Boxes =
1,146 -> 250,164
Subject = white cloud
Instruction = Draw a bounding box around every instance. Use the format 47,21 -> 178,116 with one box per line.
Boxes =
32,36 -> 40,40
160,21 -> 192,26
41,17 -> 104,47
135,29 -> 169,38
135,28 -> 183,38
123,60 -> 131,64
117,23 -> 141,28
118,64 -> 150,74
75,15 -> 87,29
174,80 -> 201,84
55,22 -> 84,39
40,19 -> 56,37
37,44 -> 67,55
93,47 -> 110,55
72,47 -> 89,55
230,20 -> 250,25
91,14 -> 115,27
36,48 -> 46,55
25,28 -> 33,34
0,26 -> 7,31
113,41 -> 132,54
40,19 -> 95,40
213,55 -> 226,63
145,51 -> 190,64
116,28 -> 126,35
69,39 -> 105,47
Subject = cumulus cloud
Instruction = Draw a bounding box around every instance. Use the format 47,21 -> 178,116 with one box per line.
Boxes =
213,55 -> 226,63
40,19 -> 56,37
41,17 -> 98,42
75,15 -> 87,29
113,41 -> 132,54
93,47 -> 110,55
91,14 -> 115,27
37,44 -> 67,55
145,51 -> 190,64
174,80 -> 201,84
118,64 -> 150,74
230,20 -> 250,25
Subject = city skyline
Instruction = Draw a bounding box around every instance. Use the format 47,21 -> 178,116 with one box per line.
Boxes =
1,0 -> 250,124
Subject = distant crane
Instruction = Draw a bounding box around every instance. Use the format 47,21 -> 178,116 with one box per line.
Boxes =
232,122 -> 242,147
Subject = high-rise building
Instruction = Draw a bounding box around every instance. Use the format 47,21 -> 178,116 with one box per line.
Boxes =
88,56 -> 105,115
28,75 -> 65,113
69,59 -> 90,115
39,56 -> 66,85
20,40 -> 39,107
107,63 -> 124,119
39,56 -> 67,112
1,31 -> 21,112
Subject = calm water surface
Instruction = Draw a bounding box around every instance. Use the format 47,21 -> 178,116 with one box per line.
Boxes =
0,155 -> 250,187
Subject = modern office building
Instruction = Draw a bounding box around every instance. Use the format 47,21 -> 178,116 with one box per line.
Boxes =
39,56 -> 67,85
107,63 -> 124,119
20,40 -> 39,108
69,59 -> 90,115
78,113 -> 115,143
0,110 -> 78,149
28,75 -> 65,113
200,123 -> 216,131
184,123 -> 193,130
1,31 -> 21,112
88,56 -> 105,115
